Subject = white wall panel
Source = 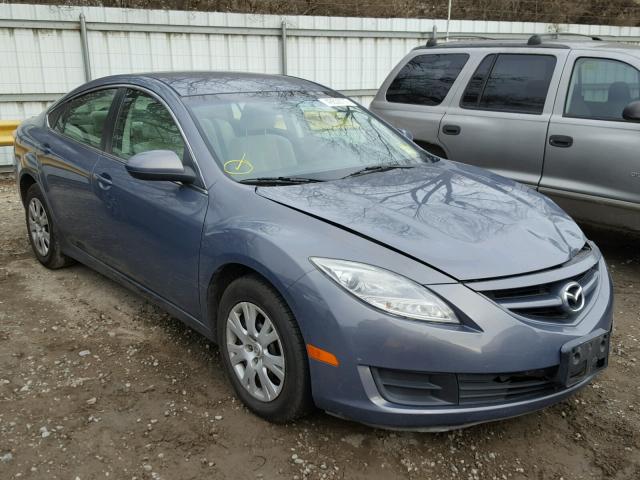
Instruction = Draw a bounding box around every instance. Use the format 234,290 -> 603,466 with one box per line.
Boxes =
2,3 -> 640,166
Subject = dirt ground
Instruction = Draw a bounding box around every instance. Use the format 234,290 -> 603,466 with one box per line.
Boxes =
0,173 -> 639,480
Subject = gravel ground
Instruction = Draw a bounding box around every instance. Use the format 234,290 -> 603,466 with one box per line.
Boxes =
0,173 -> 639,480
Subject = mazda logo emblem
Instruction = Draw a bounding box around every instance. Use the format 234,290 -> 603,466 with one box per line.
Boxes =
560,281 -> 585,313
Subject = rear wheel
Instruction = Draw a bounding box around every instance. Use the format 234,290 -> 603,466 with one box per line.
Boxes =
25,183 -> 73,269
217,274 -> 313,423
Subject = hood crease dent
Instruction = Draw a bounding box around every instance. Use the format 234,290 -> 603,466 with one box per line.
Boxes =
257,161 -> 586,281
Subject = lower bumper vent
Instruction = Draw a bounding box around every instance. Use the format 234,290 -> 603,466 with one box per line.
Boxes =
372,366 -> 559,408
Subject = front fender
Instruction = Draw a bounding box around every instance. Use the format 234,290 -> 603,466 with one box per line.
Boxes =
197,183 -> 455,334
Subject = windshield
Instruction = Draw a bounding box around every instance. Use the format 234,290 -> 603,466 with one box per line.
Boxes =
185,91 -> 432,182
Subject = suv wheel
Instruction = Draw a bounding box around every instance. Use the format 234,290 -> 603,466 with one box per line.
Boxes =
217,274 -> 313,423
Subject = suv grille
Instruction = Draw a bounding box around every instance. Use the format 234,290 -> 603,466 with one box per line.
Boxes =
480,265 -> 599,322
372,367 -> 559,407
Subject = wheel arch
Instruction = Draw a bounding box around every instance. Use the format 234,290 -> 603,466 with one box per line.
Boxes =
204,258 -> 305,339
18,172 -> 38,206
414,139 -> 449,159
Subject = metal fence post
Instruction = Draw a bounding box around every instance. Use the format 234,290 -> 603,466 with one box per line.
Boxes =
79,13 -> 92,81
446,0 -> 452,41
281,20 -> 288,75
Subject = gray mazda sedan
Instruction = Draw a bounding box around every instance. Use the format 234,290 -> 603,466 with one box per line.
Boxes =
14,72 -> 612,430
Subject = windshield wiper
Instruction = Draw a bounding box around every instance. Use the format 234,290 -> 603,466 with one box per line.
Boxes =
238,176 -> 323,185
343,165 -> 415,179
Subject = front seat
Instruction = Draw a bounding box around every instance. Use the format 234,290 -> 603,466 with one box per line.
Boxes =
607,82 -> 631,119
228,105 -> 296,175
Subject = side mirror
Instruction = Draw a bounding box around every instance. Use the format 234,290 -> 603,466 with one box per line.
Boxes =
125,150 -> 196,183
398,128 -> 414,141
623,100 -> 640,122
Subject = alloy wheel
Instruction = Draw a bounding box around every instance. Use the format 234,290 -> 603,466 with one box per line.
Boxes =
28,198 -> 50,257
225,301 -> 285,402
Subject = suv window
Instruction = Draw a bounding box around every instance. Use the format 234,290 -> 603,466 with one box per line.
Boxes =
112,89 -> 186,161
386,54 -> 469,106
53,89 -> 117,149
461,54 -> 557,114
565,57 -> 640,121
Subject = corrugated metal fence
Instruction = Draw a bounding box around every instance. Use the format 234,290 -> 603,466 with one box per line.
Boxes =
2,3 -> 640,167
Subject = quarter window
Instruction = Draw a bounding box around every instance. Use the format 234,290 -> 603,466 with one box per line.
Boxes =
112,90 -> 186,161
461,54 -> 557,114
386,54 -> 469,106
565,57 -> 640,121
53,89 -> 117,149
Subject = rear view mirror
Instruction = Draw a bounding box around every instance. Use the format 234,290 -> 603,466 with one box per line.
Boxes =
622,100 -> 640,122
125,150 -> 196,183
398,128 -> 414,141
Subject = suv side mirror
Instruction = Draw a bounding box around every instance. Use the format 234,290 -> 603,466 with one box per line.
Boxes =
623,100 -> 640,122
398,128 -> 414,141
125,150 -> 196,183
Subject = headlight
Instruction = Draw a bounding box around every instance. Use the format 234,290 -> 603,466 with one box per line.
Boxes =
310,258 -> 458,324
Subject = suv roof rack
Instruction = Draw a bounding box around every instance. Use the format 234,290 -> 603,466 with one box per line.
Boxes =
423,34 -> 497,48
527,33 -> 602,45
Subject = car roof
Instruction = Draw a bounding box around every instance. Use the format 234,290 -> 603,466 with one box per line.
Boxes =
412,35 -> 640,57
137,71 -> 325,97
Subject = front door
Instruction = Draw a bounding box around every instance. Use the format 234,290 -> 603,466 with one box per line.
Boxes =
540,52 -> 640,229
91,88 -> 208,317
438,51 -> 566,187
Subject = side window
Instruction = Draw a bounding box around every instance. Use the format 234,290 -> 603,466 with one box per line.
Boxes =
54,89 -> 117,149
460,54 -> 496,106
565,57 -> 640,121
461,54 -> 557,114
112,90 -> 185,161
386,54 -> 469,106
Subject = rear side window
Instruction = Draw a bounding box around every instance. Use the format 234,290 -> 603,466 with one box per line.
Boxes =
54,89 -> 117,149
461,54 -> 557,114
386,54 -> 469,106
565,57 -> 640,121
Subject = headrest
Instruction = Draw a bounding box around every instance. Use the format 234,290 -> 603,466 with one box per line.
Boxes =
239,104 -> 276,133
608,82 -> 631,103
90,110 -> 109,130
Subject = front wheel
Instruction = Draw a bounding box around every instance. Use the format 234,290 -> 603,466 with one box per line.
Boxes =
217,274 -> 313,423
25,183 -> 73,269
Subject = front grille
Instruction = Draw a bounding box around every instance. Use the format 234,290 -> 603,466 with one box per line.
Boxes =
481,265 -> 599,322
372,367 -> 560,408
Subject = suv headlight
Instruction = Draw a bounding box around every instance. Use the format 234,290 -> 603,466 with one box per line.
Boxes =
310,257 -> 458,324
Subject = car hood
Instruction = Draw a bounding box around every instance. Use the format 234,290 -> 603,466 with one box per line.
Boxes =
256,160 -> 586,281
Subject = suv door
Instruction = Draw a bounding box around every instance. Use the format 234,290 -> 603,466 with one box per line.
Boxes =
369,52 -> 470,155
438,50 -> 566,187
540,52 -> 640,230
43,88 -> 119,249
91,88 -> 208,318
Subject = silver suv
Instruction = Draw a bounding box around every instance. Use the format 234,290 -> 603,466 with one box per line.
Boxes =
370,34 -> 640,232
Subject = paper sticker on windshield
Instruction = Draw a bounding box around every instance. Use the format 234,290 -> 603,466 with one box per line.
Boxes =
318,97 -> 356,107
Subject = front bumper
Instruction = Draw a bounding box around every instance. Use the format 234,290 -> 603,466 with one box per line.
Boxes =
285,254 -> 613,430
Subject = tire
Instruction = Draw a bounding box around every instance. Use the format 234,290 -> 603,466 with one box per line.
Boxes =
25,183 -> 73,269
217,274 -> 313,423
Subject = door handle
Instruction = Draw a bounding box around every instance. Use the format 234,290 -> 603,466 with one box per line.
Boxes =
549,135 -> 573,148
442,124 -> 461,135
94,172 -> 113,190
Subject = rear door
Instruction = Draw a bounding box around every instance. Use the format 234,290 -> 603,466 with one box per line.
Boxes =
438,49 -> 567,187
90,88 -> 208,317
369,52 -> 470,154
42,88 -> 119,250
540,51 -> 640,227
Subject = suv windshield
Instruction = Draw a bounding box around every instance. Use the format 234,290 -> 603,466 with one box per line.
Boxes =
185,91 -> 430,182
